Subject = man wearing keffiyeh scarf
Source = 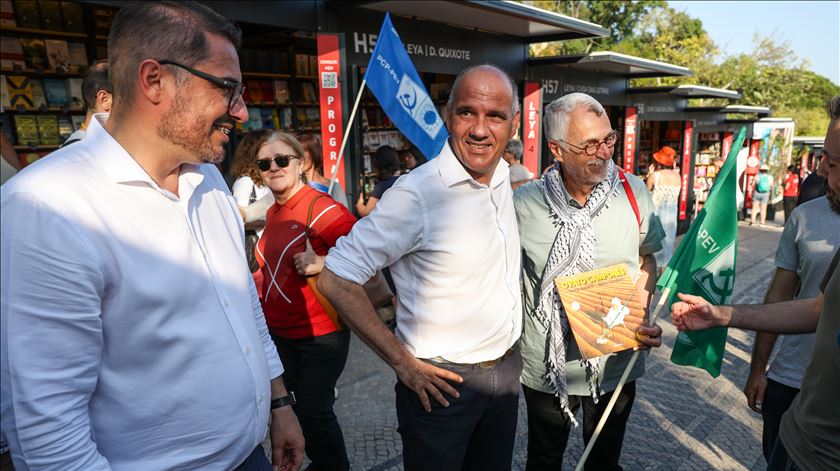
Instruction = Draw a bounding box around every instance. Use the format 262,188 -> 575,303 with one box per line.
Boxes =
514,93 -> 665,471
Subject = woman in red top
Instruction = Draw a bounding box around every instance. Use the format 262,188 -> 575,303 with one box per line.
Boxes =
783,164 -> 801,223
254,131 -> 355,471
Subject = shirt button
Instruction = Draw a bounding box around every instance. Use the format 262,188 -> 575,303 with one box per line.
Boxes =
259,394 -> 265,402
245,346 -> 252,354
223,300 -> 230,308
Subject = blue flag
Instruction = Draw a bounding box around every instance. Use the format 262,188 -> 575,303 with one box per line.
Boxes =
363,14 -> 448,159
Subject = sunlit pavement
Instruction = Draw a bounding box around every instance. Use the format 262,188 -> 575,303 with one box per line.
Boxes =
298,217 -> 787,470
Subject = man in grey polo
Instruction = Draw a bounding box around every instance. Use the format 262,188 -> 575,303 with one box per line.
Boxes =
515,93 -> 664,470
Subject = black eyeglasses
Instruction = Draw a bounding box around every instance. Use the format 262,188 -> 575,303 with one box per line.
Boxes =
256,154 -> 301,171
557,131 -> 619,156
158,60 -> 246,114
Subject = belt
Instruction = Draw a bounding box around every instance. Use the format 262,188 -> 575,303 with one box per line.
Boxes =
428,345 -> 516,369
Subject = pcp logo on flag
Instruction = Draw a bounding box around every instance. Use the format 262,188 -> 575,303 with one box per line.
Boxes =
396,74 -> 443,139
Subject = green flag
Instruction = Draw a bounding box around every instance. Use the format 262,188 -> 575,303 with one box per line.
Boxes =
656,127 -> 747,377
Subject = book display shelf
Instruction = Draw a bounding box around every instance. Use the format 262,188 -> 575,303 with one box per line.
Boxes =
1,0 -> 113,166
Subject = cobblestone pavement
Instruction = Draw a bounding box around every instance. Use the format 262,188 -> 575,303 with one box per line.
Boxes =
324,220 -> 786,470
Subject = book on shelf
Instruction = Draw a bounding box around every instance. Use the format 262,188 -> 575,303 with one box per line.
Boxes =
6,75 -> 33,109
304,107 -> 319,127
57,115 -> 72,139
70,113 -> 84,130
273,80 -> 289,104
30,77 -> 45,109
1,36 -> 25,69
67,42 -> 86,73
259,108 -> 275,129
45,39 -> 70,71
0,75 -> 8,109
269,51 -> 288,74
270,109 -> 280,130
245,107 -> 263,131
244,80 -> 262,104
278,107 -> 292,129
42,77 -> 68,106
258,81 -> 274,105
300,82 -> 317,103
295,107 -> 306,127
0,0 -> 15,26
13,114 -> 39,146
38,0 -> 63,31
20,38 -> 48,70
294,54 -> 308,76
66,77 -> 82,108
61,1 -> 84,33
12,0 -> 40,28
92,7 -> 115,37
19,151 -> 48,167
238,48 -> 254,72
253,49 -> 270,73
36,114 -> 60,145
308,55 -> 318,76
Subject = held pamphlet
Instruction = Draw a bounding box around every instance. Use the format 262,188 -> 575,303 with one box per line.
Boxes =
554,264 -> 647,360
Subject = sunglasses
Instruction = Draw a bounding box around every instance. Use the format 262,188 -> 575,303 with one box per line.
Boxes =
256,154 -> 300,171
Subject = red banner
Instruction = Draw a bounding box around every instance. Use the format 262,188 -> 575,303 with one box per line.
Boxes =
317,33 -> 345,189
623,107 -> 637,173
744,140 -> 761,209
678,121 -> 693,221
522,82 -> 542,178
722,131 -> 733,161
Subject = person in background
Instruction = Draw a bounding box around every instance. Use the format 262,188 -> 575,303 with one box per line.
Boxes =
750,165 -> 773,226
503,139 -> 532,189
61,60 -> 112,147
1,2 -> 304,469
402,144 -> 427,173
797,149 -> 827,206
646,146 -> 681,274
298,133 -> 348,207
255,131 -> 356,471
356,144 -> 400,217
782,165 -> 800,222
0,126 -> 20,185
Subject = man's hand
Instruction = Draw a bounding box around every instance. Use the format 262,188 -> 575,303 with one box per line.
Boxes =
671,293 -> 727,331
633,324 -> 663,350
744,368 -> 767,413
394,356 -> 463,412
293,239 -> 324,276
269,406 -> 305,471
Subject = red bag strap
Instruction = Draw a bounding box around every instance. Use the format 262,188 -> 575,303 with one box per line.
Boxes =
617,168 -> 641,230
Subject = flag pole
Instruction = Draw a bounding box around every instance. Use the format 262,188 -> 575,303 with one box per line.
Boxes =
328,78 -> 367,195
574,286 -> 672,471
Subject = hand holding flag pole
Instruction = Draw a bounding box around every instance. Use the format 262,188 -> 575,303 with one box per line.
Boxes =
575,127 -> 747,471
327,13 -> 448,195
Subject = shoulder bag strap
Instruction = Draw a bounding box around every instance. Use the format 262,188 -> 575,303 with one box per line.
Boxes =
305,193 -> 325,241
617,168 -> 641,230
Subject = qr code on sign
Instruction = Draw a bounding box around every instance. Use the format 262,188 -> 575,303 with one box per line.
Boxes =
321,72 -> 338,89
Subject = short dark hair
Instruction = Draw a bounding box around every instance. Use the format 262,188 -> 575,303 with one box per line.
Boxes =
297,133 -> 324,176
108,1 -> 241,109
828,95 -> 840,120
375,145 -> 400,181
81,60 -> 111,112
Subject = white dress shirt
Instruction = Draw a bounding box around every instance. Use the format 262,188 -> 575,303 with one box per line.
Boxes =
326,141 -> 522,364
0,115 -> 283,470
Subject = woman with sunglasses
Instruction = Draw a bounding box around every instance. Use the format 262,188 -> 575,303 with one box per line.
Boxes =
254,131 -> 356,471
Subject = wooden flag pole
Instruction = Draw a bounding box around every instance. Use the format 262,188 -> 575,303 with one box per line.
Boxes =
328,78 -> 366,195
574,286 -> 672,471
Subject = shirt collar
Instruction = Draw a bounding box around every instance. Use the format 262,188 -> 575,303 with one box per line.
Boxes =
87,113 -> 205,197
437,140 -> 510,189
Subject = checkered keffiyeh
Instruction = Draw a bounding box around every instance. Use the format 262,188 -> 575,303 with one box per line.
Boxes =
536,160 -> 620,423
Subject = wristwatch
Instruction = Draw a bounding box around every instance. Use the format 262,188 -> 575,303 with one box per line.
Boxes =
270,392 -> 296,410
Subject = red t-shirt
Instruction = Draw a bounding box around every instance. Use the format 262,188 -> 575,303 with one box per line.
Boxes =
257,185 -> 356,339
784,173 -> 800,197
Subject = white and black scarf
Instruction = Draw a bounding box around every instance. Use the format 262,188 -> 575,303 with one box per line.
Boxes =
535,160 -> 621,423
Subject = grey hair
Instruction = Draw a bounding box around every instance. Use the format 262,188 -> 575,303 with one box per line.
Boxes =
543,93 -> 606,143
446,64 -> 520,116
505,139 -> 523,160
828,95 -> 840,120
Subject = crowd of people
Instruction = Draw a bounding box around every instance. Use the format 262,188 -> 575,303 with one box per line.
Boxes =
1,2 -> 838,471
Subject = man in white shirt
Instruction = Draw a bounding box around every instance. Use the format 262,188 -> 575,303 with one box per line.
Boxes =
60,59 -> 112,148
0,2 -> 304,470
319,65 -> 522,470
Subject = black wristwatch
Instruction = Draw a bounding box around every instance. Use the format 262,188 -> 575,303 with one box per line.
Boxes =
270,392 -> 296,410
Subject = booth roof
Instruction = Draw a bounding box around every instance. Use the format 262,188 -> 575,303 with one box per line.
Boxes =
529,51 -> 691,78
630,85 -> 742,100
687,105 -> 772,116
352,0 -> 609,42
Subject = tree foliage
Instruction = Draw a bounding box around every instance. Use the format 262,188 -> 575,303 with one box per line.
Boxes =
522,1 -> 840,135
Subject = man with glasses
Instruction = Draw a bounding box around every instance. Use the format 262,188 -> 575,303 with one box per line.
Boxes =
513,92 -> 664,470
1,2 -> 304,470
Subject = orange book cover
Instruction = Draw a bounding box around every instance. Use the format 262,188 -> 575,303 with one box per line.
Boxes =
554,264 -> 647,360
